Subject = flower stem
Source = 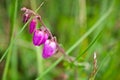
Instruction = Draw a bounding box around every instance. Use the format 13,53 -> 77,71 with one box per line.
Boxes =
36,46 -> 43,76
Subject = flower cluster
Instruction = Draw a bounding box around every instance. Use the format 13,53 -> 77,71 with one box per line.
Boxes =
21,7 -> 63,59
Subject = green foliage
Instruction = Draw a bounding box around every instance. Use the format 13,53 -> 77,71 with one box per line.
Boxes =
0,0 -> 120,80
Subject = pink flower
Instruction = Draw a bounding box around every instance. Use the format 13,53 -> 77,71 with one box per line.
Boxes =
29,18 -> 37,34
42,39 -> 57,58
23,13 -> 30,23
33,29 -> 48,46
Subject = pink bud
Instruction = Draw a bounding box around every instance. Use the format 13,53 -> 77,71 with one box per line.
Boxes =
29,18 -> 37,34
42,39 -> 57,58
23,13 -> 30,23
33,29 -> 48,46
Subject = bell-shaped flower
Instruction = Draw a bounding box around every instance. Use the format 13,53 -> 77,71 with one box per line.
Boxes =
42,39 -> 57,58
29,18 -> 37,34
33,29 -> 48,46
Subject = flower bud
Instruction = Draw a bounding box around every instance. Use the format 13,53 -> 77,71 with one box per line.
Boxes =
33,29 -> 48,46
42,39 -> 57,58
29,18 -> 37,34
23,13 -> 30,23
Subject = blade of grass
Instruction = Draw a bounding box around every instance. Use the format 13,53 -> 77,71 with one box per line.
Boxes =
36,1 -> 114,79
75,29 -> 103,61
36,46 -> 43,76
0,46 -> 10,62
35,1 -> 44,13
11,45 -> 18,80
2,0 -> 18,79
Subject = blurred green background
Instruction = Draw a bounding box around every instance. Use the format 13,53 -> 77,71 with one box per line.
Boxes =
0,0 -> 120,80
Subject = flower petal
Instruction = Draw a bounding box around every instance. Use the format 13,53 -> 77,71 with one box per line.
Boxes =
42,40 -> 57,58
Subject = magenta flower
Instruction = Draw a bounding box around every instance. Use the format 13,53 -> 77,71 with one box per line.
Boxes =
33,29 -> 48,46
42,39 -> 57,58
29,18 -> 37,34
23,13 -> 30,23
21,7 -> 66,60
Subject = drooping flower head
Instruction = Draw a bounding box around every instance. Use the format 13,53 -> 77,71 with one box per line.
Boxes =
29,18 -> 37,34
33,28 -> 48,46
21,7 -> 65,60
42,39 -> 57,58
